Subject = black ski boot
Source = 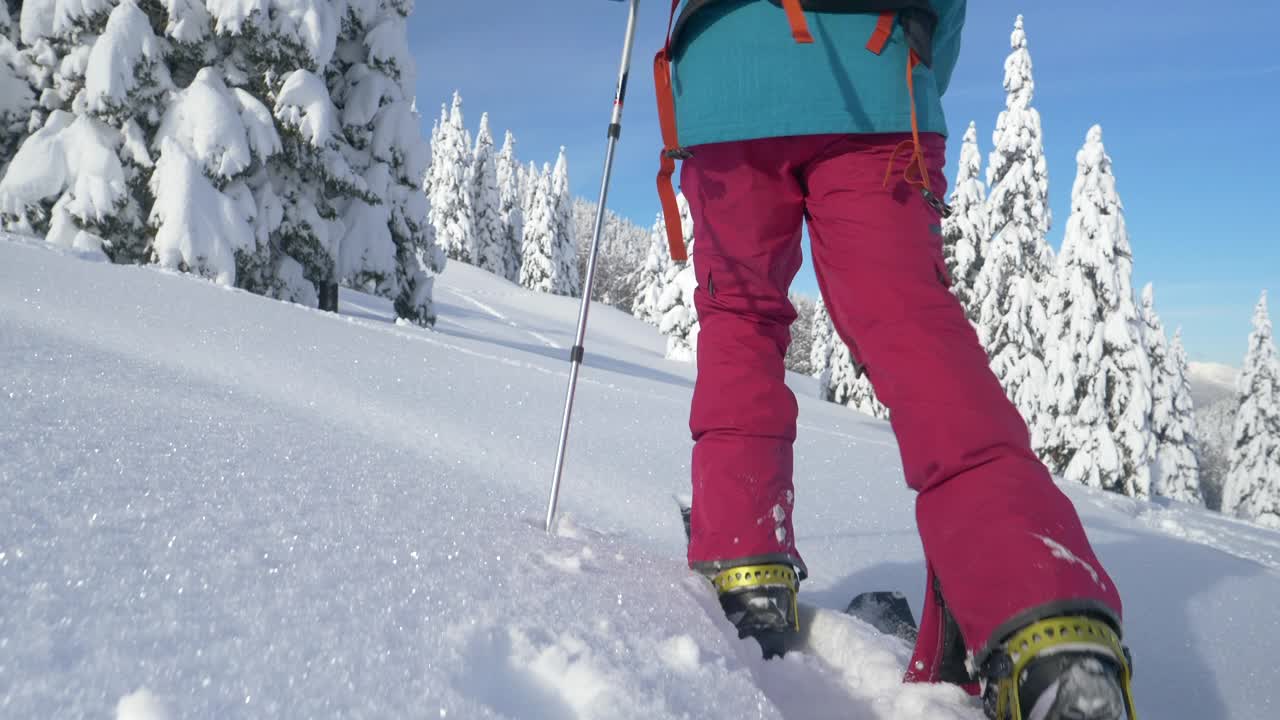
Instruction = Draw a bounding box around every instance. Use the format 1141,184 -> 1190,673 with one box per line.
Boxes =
711,563 -> 800,659
981,615 -> 1137,720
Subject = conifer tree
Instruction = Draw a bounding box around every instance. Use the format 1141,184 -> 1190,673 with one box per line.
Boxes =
785,294 -> 818,375
656,194 -> 698,360
973,15 -> 1054,431
810,298 -> 836,395
942,121 -> 987,321
495,130 -> 523,282
0,0 -> 170,262
470,113 -> 505,276
632,214 -> 675,327
329,0 -> 441,324
1141,286 -> 1202,502
550,146 -> 579,296
519,165 -> 557,293
1040,126 -> 1153,498
1223,292 -> 1280,528
427,92 -> 475,263
811,297 -> 887,418
0,3 -> 33,178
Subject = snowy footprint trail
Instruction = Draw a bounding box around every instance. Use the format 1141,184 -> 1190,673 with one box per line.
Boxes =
4,236 -> 1280,718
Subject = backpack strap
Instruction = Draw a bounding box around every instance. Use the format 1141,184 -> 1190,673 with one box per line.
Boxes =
868,11 -> 944,211
653,0 -> 814,262
780,0 -> 816,43
866,9 -> 895,54
654,0 -> 690,262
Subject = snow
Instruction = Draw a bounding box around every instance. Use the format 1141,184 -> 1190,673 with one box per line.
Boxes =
20,0 -> 115,46
158,0 -> 212,45
273,69 -> 338,147
116,688 -> 169,720
148,138 -> 254,284
0,111 -> 125,221
1036,535 -> 1105,591
155,69 -> 279,180
206,0 -> 338,69
82,1 -> 167,115
0,35 -> 33,122
3,234 -> 1280,718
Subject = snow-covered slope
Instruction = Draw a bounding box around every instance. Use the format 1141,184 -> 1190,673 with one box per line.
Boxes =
3,234 -> 1279,719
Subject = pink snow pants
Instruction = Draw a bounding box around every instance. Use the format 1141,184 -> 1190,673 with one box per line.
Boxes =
682,133 -> 1122,679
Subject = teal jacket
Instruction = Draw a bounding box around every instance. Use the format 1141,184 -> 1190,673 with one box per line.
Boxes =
671,0 -> 965,147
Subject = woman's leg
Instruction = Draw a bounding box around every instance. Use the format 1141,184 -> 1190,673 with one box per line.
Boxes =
802,132 -> 1122,674
680,136 -> 810,577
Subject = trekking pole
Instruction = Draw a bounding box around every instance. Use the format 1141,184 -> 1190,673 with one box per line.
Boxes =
545,0 -> 641,534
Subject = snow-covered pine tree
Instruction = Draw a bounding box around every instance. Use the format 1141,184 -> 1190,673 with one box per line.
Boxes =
0,0 -> 170,262
495,130 -> 523,282
659,270 -> 698,361
469,112 -> 505,276
0,2 -> 33,178
10,0 -> 80,137
1222,292 -> 1280,528
827,338 -> 889,419
632,214 -> 675,326
572,198 -> 651,311
810,298 -> 836,395
941,121 -> 986,321
519,165 -> 558,293
973,15 -> 1054,432
425,109 -> 442,193
521,160 -> 538,222
810,295 -> 887,417
785,294 -> 818,375
573,196 -> 598,288
572,196 -> 599,257
1142,285 -> 1202,503
656,193 -> 698,361
427,91 -> 475,263
1039,126 -> 1153,498
328,0 -> 441,325
550,146 -> 579,296
187,0 -> 356,305
148,68 -> 281,289
270,67 -> 366,309
600,215 -> 651,312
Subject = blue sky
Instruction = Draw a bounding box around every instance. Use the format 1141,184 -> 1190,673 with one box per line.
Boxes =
411,1 -> 1278,365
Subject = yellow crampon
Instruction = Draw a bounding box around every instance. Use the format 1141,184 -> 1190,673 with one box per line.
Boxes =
710,563 -> 800,631
990,615 -> 1138,720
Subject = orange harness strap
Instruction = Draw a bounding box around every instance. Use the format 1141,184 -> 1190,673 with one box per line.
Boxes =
781,0 -> 815,44
883,48 -> 932,194
653,0 -> 816,262
867,11 -> 930,192
866,9 -> 895,54
654,0 -> 689,262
